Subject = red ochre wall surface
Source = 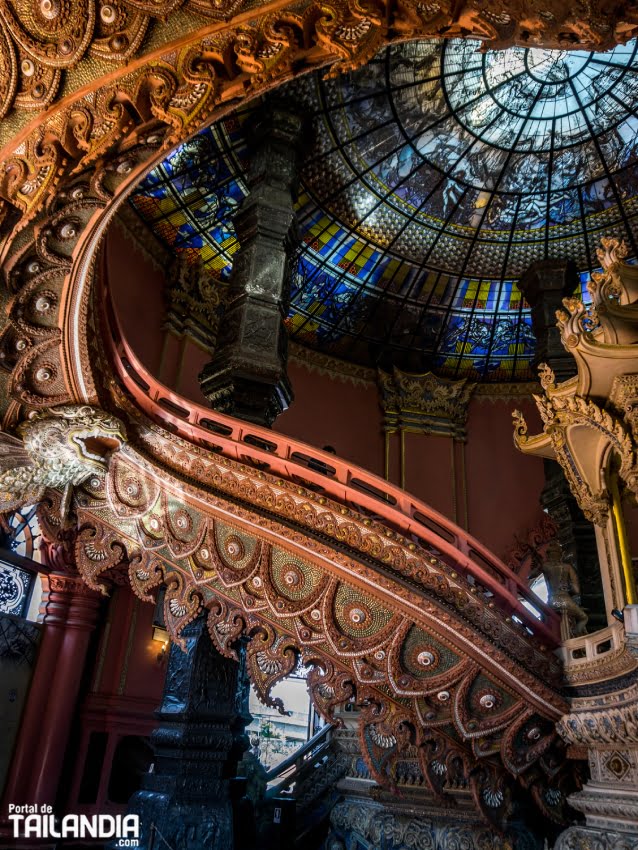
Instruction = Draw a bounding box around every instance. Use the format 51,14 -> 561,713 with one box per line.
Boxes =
276,367 -> 546,560
106,221 -> 547,560
276,361 -> 385,478
65,587 -> 166,815
106,225 -> 166,380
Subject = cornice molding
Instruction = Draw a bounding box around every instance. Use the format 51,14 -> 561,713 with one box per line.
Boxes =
289,342 -> 376,388
473,382 -> 539,401
289,343 -> 540,398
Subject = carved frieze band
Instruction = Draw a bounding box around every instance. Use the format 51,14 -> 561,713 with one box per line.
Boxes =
1,0 -> 637,137
62,436 -> 574,826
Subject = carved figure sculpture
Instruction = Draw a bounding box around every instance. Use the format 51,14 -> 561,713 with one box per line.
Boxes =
541,540 -> 588,640
0,405 -> 126,514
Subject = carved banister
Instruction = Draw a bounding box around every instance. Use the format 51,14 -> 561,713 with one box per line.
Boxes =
264,723 -> 333,782
102,286 -> 559,644
558,621 -> 637,687
264,723 -> 334,790
561,622 -> 622,663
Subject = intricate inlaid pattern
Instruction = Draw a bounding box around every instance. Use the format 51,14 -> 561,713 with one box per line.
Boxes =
25,403 -> 573,826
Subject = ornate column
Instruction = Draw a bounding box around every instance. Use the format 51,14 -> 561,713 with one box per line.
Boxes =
1,569 -> 103,810
159,256 -> 223,389
199,104 -> 306,427
519,261 -> 606,628
128,614 -> 251,850
515,239 -> 638,850
518,260 -> 579,382
377,368 -> 475,498
163,256 -> 222,354
556,680 -> 638,850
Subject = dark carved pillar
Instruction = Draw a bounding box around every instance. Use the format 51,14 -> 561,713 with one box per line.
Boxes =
128,614 -> 251,850
198,104 -> 306,427
519,260 -> 579,383
519,261 -> 606,628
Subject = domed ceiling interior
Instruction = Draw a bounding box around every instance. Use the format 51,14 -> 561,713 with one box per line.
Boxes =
130,39 -> 638,382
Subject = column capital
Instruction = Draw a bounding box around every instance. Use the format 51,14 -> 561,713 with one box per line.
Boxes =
39,572 -> 102,629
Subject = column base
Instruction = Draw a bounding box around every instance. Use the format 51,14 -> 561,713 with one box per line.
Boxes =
127,790 -> 232,850
556,824 -> 638,850
557,679 -> 638,849
568,783 -> 638,833
119,615 -> 250,850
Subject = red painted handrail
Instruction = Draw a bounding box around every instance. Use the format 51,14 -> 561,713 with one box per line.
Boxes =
103,291 -> 560,645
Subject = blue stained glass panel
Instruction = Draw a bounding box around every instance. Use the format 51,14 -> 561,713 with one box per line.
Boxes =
130,36 -> 638,381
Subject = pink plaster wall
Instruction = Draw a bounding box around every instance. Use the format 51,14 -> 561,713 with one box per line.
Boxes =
174,337 -> 209,403
402,432 -> 456,523
275,363 -> 386,476
106,224 -> 165,377
464,397 -> 546,558
91,586 -> 165,702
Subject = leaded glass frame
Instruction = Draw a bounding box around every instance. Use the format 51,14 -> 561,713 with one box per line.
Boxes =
131,39 -> 638,380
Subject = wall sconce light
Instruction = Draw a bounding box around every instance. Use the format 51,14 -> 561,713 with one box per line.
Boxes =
153,626 -> 169,666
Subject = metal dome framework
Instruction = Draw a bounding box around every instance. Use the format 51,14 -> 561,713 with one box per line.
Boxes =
131,39 -> 638,380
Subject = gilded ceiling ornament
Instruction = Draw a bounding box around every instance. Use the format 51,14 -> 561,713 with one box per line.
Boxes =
513,397 -> 618,526
0,0 -> 635,235
90,2 -> 150,62
378,368 -> 476,440
0,25 -> 18,118
0,0 -> 96,69
595,236 -> 630,275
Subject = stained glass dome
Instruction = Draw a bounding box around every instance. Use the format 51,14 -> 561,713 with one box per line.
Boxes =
131,38 -> 638,381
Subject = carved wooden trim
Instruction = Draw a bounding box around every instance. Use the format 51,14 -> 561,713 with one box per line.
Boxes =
69,448 -> 574,826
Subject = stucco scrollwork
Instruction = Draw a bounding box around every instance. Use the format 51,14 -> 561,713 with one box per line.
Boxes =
558,687 -> 638,749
